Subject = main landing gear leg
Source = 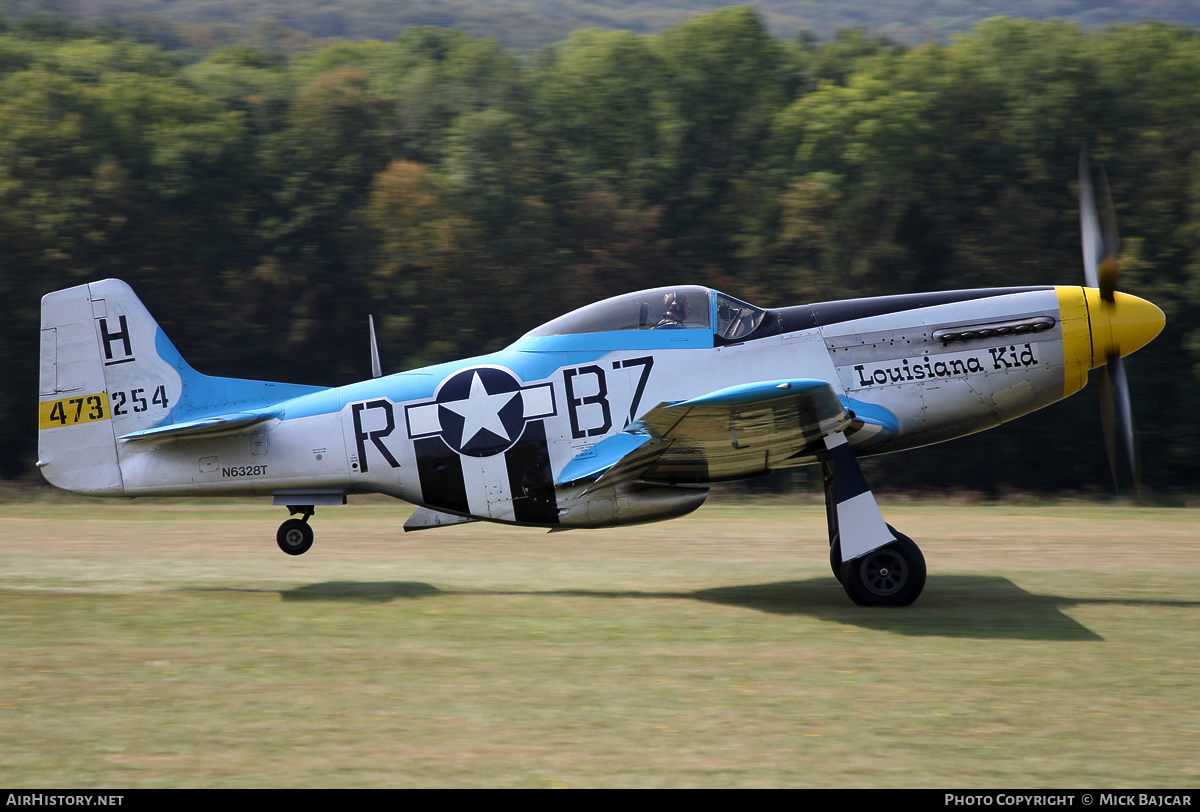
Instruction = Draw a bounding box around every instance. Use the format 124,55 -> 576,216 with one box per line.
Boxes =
277,505 -> 315,556
819,432 -> 926,606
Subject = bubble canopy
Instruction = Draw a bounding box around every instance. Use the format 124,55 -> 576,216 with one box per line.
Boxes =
523,286 -> 766,341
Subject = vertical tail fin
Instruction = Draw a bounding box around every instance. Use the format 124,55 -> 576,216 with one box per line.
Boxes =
37,281 -> 138,494
38,279 -> 327,495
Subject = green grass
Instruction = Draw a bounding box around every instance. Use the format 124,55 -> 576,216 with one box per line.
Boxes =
1,493 -> 1198,787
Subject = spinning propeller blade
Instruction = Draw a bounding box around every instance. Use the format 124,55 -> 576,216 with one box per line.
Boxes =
1099,353 -> 1137,494
1079,146 -> 1139,493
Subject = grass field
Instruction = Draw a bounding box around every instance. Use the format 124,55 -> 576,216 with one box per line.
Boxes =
1,490 -> 1198,787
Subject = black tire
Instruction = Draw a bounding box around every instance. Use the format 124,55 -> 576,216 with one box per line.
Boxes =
829,533 -> 843,583
277,519 -> 314,556
840,528 -> 926,607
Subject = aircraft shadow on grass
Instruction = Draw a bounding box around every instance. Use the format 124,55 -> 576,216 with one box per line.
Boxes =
270,576 -> 1200,642
279,581 -> 443,602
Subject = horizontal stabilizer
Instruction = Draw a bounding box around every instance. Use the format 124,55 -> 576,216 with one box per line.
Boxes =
118,409 -> 282,442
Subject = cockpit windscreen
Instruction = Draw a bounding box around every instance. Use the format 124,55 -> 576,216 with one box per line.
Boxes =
524,287 -> 711,337
714,292 -> 766,340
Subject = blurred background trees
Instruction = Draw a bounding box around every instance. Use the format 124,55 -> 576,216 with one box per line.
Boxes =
2,0 -> 1197,50
4,10 -> 1200,496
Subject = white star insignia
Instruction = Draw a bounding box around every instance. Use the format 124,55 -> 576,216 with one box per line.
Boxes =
442,371 -> 518,448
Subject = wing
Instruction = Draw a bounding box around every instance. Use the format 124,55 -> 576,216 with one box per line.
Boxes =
557,379 -> 851,491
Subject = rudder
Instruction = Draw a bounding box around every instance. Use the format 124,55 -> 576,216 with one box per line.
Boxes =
38,281 -> 135,495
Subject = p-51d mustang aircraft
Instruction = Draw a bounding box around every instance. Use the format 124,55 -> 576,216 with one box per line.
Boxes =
35,154 -> 1164,606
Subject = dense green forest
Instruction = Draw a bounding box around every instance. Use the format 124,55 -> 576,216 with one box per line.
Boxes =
2,0 -> 1199,50
4,9 -> 1200,495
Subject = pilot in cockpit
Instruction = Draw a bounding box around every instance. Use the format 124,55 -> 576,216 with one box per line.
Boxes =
655,290 -> 691,328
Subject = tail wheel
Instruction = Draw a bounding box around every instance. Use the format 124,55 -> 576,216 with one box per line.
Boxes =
277,518 -> 314,556
840,528 -> 926,607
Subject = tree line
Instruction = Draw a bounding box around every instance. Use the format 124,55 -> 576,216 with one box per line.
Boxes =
4,9 -> 1199,495
4,0 -> 1199,51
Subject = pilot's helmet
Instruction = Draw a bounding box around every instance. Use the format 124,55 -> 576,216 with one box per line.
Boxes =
663,290 -> 690,322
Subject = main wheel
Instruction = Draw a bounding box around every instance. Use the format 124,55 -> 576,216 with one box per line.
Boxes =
829,533 -> 843,583
840,529 -> 926,607
277,519 -> 314,556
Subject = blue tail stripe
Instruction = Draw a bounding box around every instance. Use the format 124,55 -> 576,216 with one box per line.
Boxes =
154,328 -> 327,421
